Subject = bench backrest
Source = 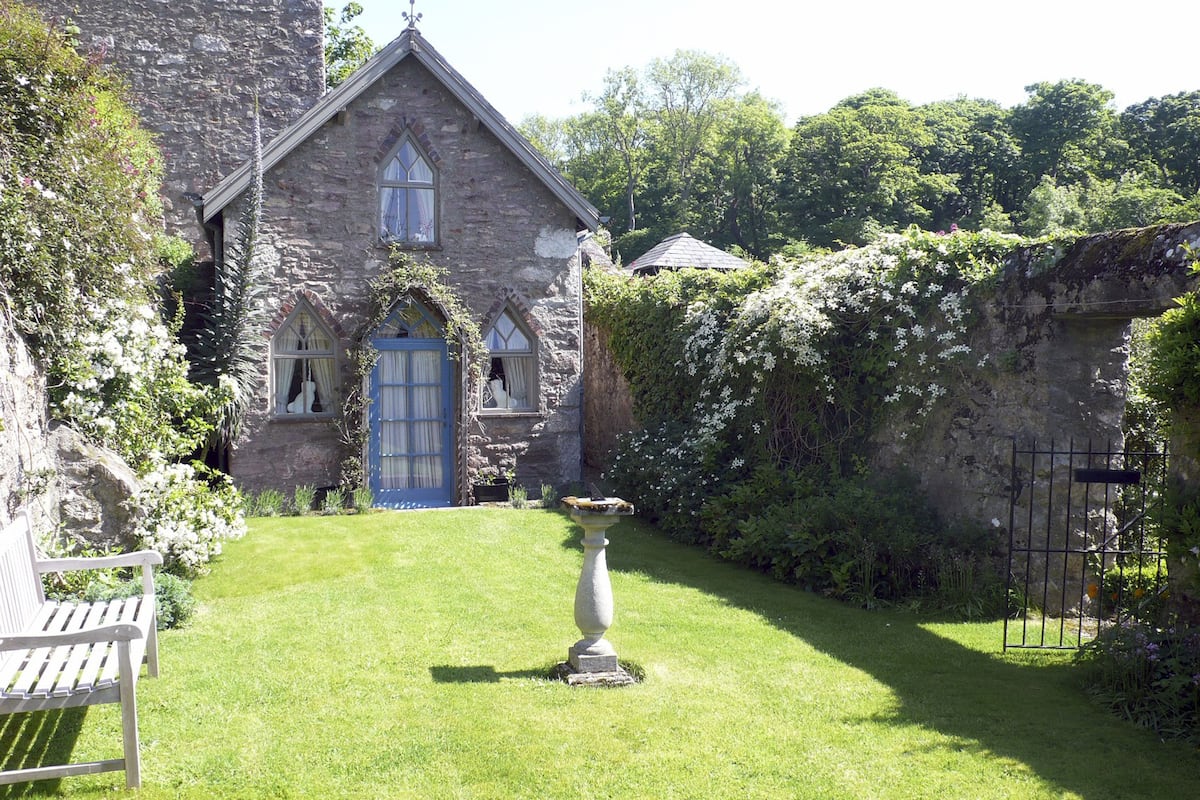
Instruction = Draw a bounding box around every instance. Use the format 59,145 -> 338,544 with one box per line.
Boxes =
0,511 -> 45,638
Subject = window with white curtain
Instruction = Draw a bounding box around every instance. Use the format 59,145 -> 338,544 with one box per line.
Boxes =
272,303 -> 337,418
379,136 -> 437,244
483,308 -> 535,412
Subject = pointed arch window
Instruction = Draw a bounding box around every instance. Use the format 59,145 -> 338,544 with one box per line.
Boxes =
379,136 -> 437,244
272,302 -> 338,418
483,308 -> 536,412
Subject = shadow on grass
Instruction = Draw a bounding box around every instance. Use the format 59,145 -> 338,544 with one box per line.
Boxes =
0,708 -> 85,798
572,517 -> 1199,798
428,665 -> 551,683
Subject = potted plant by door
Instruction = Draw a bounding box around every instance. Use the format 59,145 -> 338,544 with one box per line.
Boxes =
472,466 -> 514,504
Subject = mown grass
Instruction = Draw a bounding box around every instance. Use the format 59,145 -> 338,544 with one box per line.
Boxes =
3,509 -> 1199,798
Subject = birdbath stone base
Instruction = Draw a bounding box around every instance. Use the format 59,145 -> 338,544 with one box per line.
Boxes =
561,496 -> 634,674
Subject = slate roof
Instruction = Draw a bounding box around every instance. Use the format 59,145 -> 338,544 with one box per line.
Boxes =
202,27 -> 599,230
627,232 -> 750,276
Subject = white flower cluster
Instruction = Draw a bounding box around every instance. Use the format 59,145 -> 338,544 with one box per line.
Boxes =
51,295 -> 191,461
680,230 -> 995,449
132,460 -> 247,575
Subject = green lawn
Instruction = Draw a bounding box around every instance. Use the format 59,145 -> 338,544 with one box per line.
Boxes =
4,509 -> 1199,798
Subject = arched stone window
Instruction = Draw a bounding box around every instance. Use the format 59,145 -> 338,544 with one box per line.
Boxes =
379,135 -> 437,244
482,308 -> 536,412
272,301 -> 337,417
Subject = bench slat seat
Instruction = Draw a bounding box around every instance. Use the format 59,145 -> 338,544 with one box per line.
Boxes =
0,511 -> 161,788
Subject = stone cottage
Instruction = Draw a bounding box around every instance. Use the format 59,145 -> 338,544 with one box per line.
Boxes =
200,25 -> 599,506
29,1 -> 600,507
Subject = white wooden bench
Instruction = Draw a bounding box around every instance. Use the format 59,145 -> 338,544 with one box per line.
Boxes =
0,510 -> 161,788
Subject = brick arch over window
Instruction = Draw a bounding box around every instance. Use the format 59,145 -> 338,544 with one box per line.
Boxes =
268,291 -> 344,418
481,292 -> 541,413
376,119 -> 443,247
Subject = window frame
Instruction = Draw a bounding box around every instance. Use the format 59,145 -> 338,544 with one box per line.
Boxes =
481,307 -> 538,414
271,301 -> 339,420
378,134 -> 439,247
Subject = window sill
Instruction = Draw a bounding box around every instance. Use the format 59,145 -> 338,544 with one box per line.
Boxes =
378,239 -> 443,252
271,413 -> 338,424
479,409 -> 542,418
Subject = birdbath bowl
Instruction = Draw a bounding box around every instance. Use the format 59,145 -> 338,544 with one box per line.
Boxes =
561,495 -> 634,673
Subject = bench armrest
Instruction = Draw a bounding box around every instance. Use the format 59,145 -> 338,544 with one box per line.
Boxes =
0,622 -> 148,651
36,550 -> 163,573
36,550 -> 162,594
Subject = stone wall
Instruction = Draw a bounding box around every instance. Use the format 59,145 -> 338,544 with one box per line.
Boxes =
0,308 -> 55,532
872,224 -> 1200,533
29,0 -> 326,255
583,315 -> 636,472
225,55 -> 586,499
1,311 -> 141,550
584,223 -> 1200,580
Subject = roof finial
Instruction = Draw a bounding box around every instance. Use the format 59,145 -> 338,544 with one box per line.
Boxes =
403,0 -> 422,29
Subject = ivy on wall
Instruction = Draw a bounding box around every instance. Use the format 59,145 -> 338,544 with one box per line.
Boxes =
585,228 -> 1029,612
336,252 -> 488,488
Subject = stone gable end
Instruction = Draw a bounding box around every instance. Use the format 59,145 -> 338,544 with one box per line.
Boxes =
225,55 -> 585,501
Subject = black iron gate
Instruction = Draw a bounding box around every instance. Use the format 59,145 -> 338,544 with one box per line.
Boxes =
1004,438 -> 1169,651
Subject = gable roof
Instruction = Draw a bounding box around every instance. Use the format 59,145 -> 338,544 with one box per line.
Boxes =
202,27 -> 599,229
628,232 -> 750,276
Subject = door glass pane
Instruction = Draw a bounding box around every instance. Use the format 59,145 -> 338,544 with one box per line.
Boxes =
375,347 -> 445,493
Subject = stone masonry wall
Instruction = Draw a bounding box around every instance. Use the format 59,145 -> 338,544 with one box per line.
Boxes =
227,55 -> 585,499
872,224 -> 1200,533
0,308 -> 55,532
583,317 -> 636,472
584,223 -> 1200,594
29,0 -> 325,255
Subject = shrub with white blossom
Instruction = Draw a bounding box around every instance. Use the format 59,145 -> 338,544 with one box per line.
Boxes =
133,460 -> 246,576
587,227 -> 1021,612
1,6 -> 242,573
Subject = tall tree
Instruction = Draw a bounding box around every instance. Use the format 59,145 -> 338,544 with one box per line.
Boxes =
1122,91 -> 1200,196
586,67 -> 651,233
324,2 -> 376,89
1010,80 -> 1124,190
916,98 -> 1021,231
699,91 -> 789,257
778,91 -> 955,248
644,50 -> 743,230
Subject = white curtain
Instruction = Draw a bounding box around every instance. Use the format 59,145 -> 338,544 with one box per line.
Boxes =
380,189 -> 402,239
275,358 -> 296,414
310,356 -> 336,414
501,356 -> 532,410
379,352 -> 406,490
411,350 -> 442,488
413,188 -> 435,241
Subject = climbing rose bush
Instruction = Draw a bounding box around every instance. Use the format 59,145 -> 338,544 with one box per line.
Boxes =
2,6 -> 242,574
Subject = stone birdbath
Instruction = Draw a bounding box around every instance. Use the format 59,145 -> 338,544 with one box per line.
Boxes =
561,495 -> 634,679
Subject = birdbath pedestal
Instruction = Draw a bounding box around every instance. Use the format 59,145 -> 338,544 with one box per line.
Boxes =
562,496 -> 634,673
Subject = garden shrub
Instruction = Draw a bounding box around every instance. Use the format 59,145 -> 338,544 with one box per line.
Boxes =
1095,561 -> 1170,624
1076,622 -> 1200,743
352,485 -> 374,513
133,461 -> 245,577
292,484 -> 316,515
596,228 -> 1023,615
322,487 -> 346,515
83,570 -> 198,630
1,4 -> 243,572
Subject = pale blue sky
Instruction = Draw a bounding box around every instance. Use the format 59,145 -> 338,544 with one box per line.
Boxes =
349,0 -> 1197,124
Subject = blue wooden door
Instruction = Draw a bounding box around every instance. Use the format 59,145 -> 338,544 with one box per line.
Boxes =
368,313 -> 453,507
